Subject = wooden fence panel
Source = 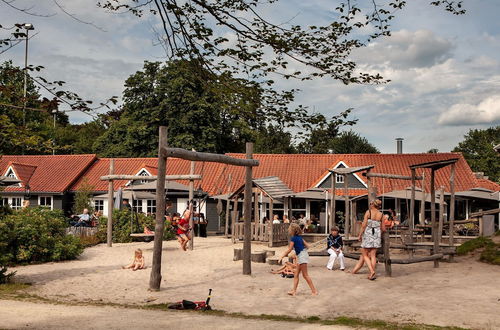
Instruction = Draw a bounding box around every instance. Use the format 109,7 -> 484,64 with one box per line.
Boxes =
66,227 -> 98,237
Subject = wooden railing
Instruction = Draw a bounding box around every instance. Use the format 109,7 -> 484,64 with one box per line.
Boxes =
66,226 -> 98,237
233,222 -> 289,246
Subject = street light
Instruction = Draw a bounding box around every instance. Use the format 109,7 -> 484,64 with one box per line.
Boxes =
15,23 -> 34,129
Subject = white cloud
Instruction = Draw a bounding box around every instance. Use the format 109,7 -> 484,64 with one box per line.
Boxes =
438,96 -> 500,125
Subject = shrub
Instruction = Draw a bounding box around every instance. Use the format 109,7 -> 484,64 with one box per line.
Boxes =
96,209 -> 175,243
0,207 -> 83,264
456,236 -> 494,256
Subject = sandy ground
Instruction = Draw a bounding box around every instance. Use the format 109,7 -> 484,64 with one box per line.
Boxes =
9,236 -> 500,329
0,300 -> 354,330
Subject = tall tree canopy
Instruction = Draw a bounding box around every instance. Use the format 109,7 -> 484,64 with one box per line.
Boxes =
453,126 -> 500,183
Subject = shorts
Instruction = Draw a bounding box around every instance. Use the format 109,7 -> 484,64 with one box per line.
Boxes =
297,249 -> 309,264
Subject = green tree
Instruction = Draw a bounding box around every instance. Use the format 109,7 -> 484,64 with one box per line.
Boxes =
254,124 -> 297,154
73,178 -> 94,214
94,60 -> 310,156
453,126 -> 500,182
329,131 -> 380,154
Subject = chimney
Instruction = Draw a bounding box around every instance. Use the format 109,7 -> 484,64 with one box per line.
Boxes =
396,138 -> 404,154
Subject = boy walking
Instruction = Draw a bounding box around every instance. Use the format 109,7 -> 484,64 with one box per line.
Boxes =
326,227 -> 345,271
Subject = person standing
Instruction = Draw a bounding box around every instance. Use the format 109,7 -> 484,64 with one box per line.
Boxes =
279,223 -> 318,296
199,213 -> 208,237
358,199 -> 385,280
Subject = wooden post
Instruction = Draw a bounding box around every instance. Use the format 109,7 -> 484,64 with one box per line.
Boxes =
254,190 -> 259,221
438,187 -> 445,244
331,173 -> 336,227
420,171 -> 426,225
106,159 -> 114,247
383,230 -> 392,276
430,169 -> 439,268
409,168 -> 416,248
344,174 -> 350,238
352,200 -> 358,237
242,142 -> 253,275
225,175 -> 232,238
269,198 -> 274,247
149,126 -> 168,291
231,198 -> 238,243
449,164 -> 456,261
188,154 -> 195,250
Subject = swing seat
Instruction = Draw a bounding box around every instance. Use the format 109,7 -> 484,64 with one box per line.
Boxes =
130,233 -> 155,242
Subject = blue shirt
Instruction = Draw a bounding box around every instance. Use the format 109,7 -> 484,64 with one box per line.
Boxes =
290,235 -> 305,255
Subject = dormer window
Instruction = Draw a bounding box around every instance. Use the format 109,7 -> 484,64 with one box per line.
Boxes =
336,174 -> 344,184
4,166 -> 21,187
138,169 -> 150,184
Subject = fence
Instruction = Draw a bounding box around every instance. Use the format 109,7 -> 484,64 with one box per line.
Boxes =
233,222 -> 289,246
66,226 -> 98,237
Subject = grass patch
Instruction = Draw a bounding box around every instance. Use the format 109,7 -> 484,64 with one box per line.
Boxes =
457,236 -> 494,255
457,236 -> 500,266
0,283 -> 31,295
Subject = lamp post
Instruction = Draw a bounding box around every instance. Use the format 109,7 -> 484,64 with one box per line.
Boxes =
52,109 -> 57,155
15,23 -> 34,128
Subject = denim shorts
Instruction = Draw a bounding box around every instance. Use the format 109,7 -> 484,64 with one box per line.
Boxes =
297,249 -> 309,264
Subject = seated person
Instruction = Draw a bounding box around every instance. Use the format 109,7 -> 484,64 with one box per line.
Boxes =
122,249 -> 146,271
271,254 -> 298,276
70,208 -> 91,227
143,225 -> 154,235
326,227 -> 345,271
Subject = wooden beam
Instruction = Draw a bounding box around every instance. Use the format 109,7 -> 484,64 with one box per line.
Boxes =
470,208 -> 500,217
100,174 -> 201,181
188,153 -> 195,251
344,174 -> 350,238
106,159 -> 114,247
162,147 -> 259,167
419,171 -> 426,225
438,187 -> 445,245
149,126 -> 168,291
364,172 -> 423,181
269,198 -> 274,247
449,163 -> 456,262
409,168 -> 416,250
430,169 -> 439,268
231,198 -> 238,243
225,174 -> 232,238
242,142 -> 253,275
410,158 -> 459,170
330,173 -> 335,229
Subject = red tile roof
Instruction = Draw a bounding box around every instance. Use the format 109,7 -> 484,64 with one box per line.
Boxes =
0,155 -> 97,193
71,153 -> 480,197
476,178 -> 500,192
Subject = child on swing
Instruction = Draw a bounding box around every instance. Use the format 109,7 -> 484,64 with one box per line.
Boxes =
177,210 -> 191,251
122,249 -> 146,271
279,223 -> 318,296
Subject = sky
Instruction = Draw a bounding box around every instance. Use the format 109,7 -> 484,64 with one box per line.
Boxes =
1,0 -> 499,153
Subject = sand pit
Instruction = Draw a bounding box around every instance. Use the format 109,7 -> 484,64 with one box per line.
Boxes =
10,236 -> 500,329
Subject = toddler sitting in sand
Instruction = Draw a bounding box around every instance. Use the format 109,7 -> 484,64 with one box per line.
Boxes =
122,249 -> 146,271
271,254 -> 298,277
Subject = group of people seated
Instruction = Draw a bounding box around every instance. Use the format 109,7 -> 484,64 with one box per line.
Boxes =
69,208 -> 101,227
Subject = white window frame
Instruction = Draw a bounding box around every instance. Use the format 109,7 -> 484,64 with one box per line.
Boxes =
1,197 -> 8,206
335,174 -> 344,184
4,166 -> 22,187
146,199 -> 156,215
133,199 -> 144,213
4,196 -> 23,210
126,168 -> 153,186
93,199 -> 104,212
38,196 -> 53,210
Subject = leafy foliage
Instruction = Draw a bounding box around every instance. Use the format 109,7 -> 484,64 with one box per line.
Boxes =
0,207 -> 83,264
94,60 -> 352,156
96,209 -> 174,243
453,126 -> 500,182
73,178 -> 95,214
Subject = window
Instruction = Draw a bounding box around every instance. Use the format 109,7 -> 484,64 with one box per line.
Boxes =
11,197 -> 22,210
1,198 -> 8,206
94,200 -> 104,212
39,196 -> 52,209
133,199 -> 143,213
138,170 -> 150,184
335,174 -> 344,184
6,168 -> 15,178
147,199 -> 156,214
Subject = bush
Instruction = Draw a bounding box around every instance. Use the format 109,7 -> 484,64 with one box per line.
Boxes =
0,207 -> 83,264
456,236 -> 495,256
96,209 -> 175,243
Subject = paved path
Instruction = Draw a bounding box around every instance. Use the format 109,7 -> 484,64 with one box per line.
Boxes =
0,300 -> 353,330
